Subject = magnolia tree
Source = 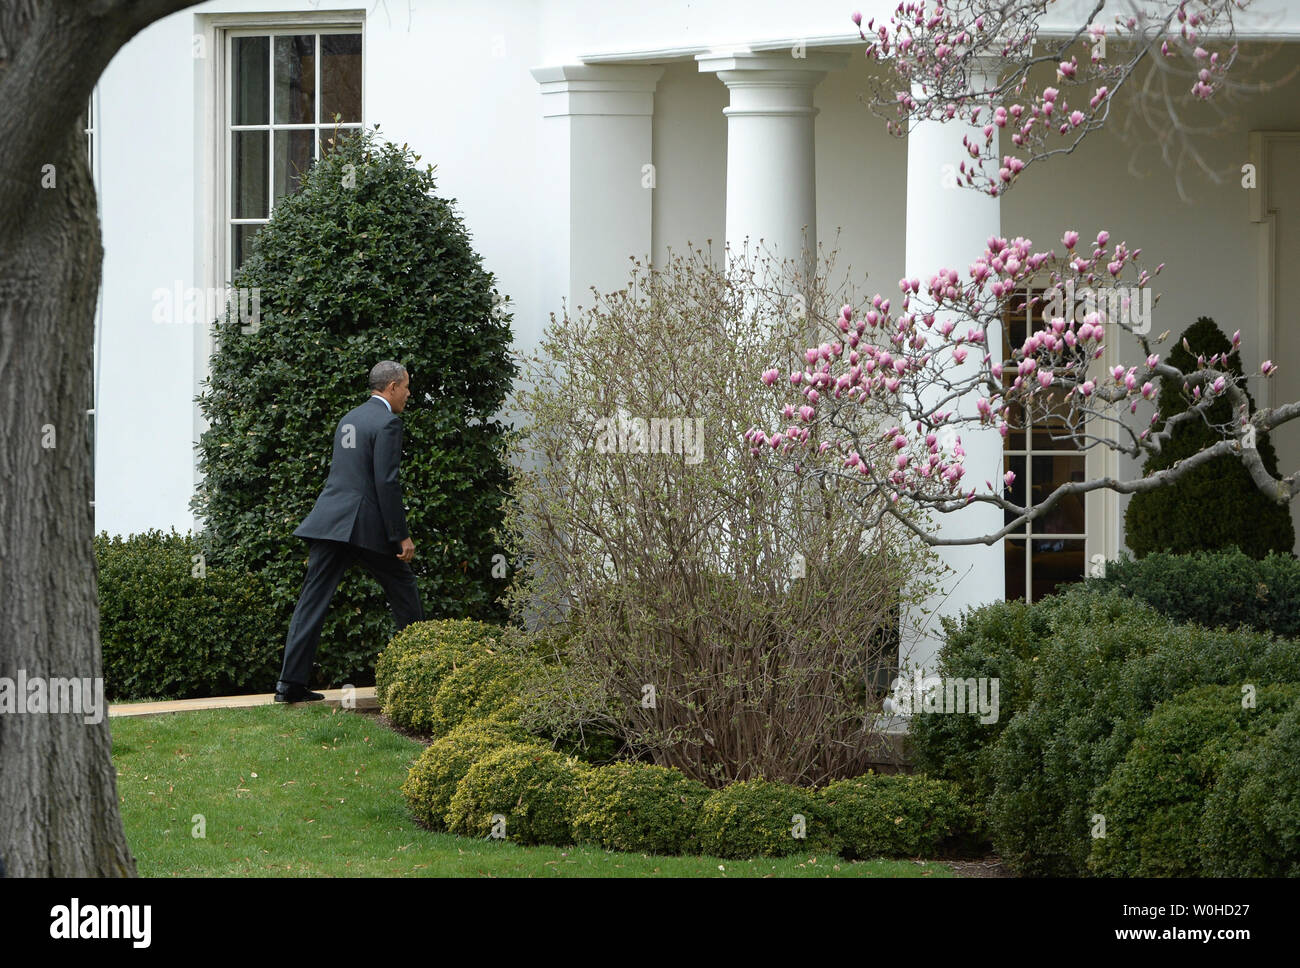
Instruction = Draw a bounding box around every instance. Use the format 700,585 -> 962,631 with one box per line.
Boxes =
750,230 -> 1296,544
746,1 -> 1299,545
854,0 -> 1290,199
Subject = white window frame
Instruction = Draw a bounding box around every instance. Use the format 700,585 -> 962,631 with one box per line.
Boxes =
1001,285 -> 1121,602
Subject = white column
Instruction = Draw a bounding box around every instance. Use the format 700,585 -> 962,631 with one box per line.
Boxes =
901,61 -> 1006,676
696,50 -> 848,279
530,65 -> 665,317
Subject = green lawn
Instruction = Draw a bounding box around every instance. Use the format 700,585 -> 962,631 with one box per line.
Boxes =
110,705 -> 956,877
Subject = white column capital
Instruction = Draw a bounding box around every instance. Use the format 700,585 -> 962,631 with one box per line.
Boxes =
530,64 -> 666,117
697,50 -> 850,116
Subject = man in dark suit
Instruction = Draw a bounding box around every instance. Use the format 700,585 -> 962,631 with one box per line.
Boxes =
274,360 -> 425,703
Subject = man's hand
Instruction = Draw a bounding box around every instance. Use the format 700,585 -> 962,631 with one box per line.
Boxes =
397,537 -> 415,563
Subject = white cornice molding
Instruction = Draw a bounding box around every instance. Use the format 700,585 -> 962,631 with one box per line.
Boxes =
696,48 -> 852,77
579,26 -> 1300,66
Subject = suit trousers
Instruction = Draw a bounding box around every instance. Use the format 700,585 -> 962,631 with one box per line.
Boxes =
278,538 -> 425,688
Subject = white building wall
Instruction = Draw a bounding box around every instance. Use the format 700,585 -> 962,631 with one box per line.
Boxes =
90,0 -> 1300,571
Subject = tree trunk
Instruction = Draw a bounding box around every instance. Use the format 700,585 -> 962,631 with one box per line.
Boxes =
0,0 -> 204,877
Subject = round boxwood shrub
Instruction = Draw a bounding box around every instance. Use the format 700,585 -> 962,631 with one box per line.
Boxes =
375,618 -> 508,708
401,718 -> 533,831
819,772 -> 980,860
96,529 -> 281,700
570,762 -> 710,855
694,779 -> 834,859
1085,548 -> 1300,641
447,744 -> 589,846
986,603 -> 1300,876
1124,316 -> 1294,559
379,620 -> 519,734
193,127 -> 517,688
426,653 -> 541,738
1201,700 -> 1300,877
1088,683 -> 1300,877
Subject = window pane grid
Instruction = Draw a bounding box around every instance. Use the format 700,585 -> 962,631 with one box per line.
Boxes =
227,27 -> 361,276
1002,288 -> 1087,601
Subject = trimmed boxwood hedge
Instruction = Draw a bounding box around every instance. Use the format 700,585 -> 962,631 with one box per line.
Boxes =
401,717 -> 533,830
424,652 -> 540,738
96,530 -> 281,700
377,619 -> 531,734
570,762 -> 710,855
694,779 -> 836,859
1084,548 -> 1300,641
393,621 -> 987,861
446,743 -> 590,846
820,772 -> 980,860
374,618 -> 506,709
1088,683 -> 1300,877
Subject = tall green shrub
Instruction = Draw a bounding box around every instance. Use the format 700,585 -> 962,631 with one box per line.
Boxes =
193,128 -> 516,687
1124,316 -> 1293,558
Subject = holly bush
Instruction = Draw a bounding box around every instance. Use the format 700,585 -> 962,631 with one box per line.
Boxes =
192,127 -> 516,686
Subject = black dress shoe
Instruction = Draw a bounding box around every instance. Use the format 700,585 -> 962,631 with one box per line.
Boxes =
274,685 -> 325,703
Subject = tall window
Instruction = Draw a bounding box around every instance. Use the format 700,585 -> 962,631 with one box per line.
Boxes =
228,30 -> 362,274
1001,290 -> 1088,602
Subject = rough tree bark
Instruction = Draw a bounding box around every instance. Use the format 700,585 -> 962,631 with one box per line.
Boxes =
0,0 -> 203,877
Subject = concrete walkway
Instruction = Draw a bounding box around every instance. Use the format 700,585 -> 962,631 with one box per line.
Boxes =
108,686 -> 377,718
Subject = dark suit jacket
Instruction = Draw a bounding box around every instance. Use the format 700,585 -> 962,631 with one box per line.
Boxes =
294,395 -> 411,554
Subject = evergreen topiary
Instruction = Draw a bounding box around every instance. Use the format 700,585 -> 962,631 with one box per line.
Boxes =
1124,316 -> 1294,558
192,127 -> 517,688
